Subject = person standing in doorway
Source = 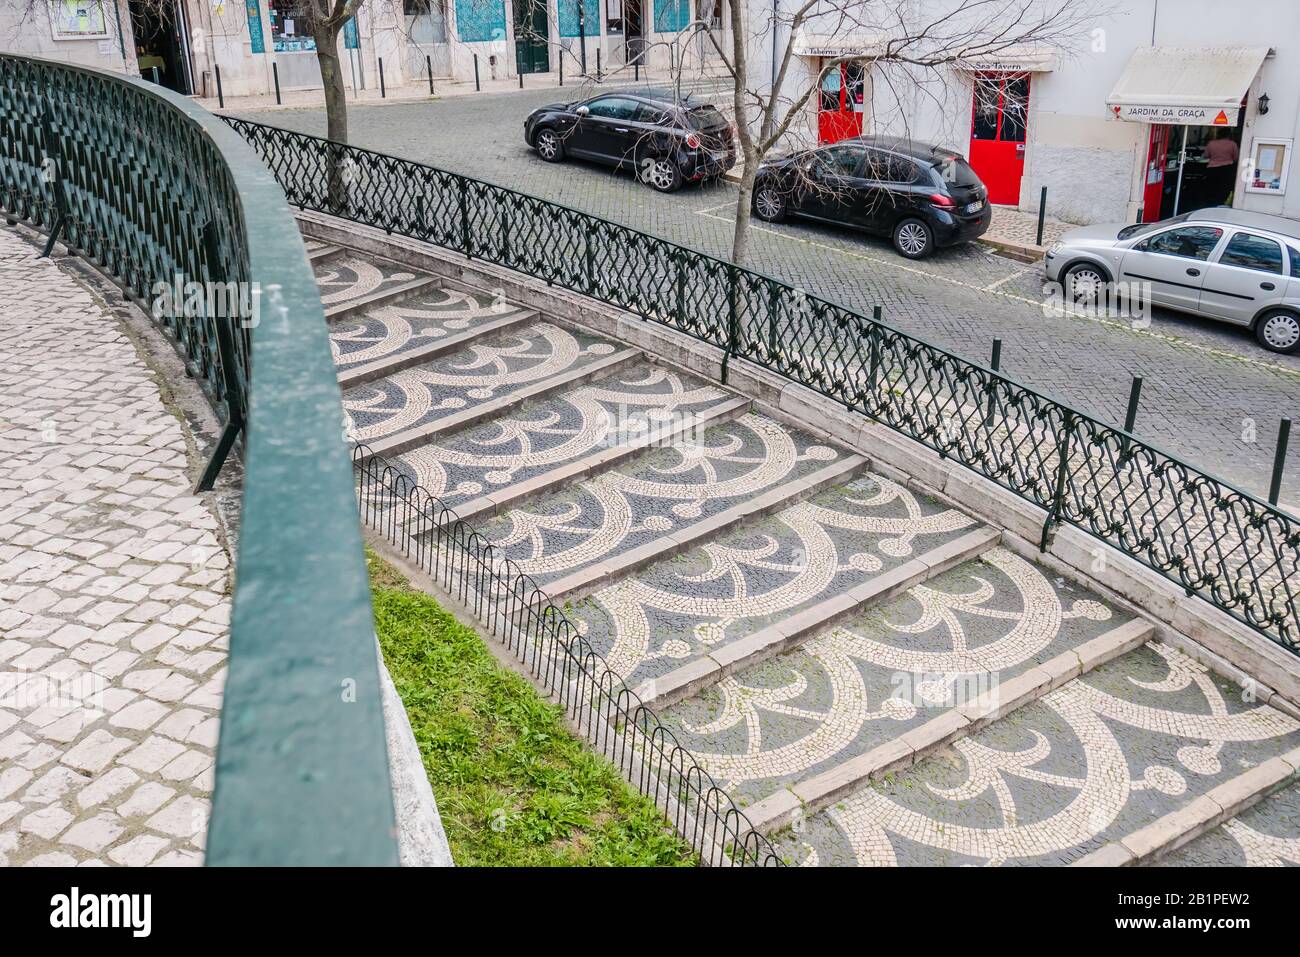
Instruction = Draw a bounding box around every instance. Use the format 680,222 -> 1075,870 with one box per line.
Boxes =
1204,129 -> 1239,207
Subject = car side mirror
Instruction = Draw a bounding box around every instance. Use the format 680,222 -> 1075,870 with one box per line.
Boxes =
575,105 -> 590,117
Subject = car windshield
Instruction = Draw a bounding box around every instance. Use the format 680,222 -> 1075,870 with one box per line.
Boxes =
687,106 -> 729,131
1117,213 -> 1192,240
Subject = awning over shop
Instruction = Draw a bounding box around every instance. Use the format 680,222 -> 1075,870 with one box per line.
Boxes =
1107,46 -> 1270,125
951,45 -> 1058,73
792,29 -> 886,59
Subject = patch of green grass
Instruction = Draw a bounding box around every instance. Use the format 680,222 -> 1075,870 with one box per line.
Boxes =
368,550 -> 696,867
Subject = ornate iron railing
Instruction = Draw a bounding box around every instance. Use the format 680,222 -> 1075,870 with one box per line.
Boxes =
354,446 -> 783,866
223,116 -> 1300,656
0,56 -> 397,864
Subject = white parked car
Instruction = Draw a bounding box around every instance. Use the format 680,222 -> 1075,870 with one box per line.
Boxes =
1043,208 -> 1300,353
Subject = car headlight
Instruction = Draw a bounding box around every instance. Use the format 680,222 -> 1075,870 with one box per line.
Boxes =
1046,241 -> 1063,256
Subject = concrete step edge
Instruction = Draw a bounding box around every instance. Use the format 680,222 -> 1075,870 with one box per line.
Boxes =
324,275 -> 441,322
545,451 -> 870,602
429,395 -> 751,529
359,347 -> 640,461
744,617 -> 1157,837
336,308 -> 539,389
642,525 -> 999,711
1073,742 -> 1300,867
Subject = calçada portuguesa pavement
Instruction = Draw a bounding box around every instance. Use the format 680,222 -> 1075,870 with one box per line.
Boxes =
0,226 -> 231,866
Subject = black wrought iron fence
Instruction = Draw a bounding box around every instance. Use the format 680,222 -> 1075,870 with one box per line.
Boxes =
353,446 -> 783,866
222,116 -> 1300,656
2,56 -> 396,865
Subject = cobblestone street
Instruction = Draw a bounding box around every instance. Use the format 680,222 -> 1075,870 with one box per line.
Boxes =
238,87 -> 1300,503
0,228 -> 230,866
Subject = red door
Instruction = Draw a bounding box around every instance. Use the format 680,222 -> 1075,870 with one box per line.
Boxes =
967,72 -> 1030,205
1142,124 -> 1171,222
817,60 -> 865,145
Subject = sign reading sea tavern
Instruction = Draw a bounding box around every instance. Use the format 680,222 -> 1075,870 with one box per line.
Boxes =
1112,103 -> 1239,125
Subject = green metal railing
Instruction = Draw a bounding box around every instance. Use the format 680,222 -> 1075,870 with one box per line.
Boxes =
222,115 -> 1300,656
0,56 -> 397,865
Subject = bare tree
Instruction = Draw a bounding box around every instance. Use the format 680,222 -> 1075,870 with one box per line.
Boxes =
664,0 -> 1104,264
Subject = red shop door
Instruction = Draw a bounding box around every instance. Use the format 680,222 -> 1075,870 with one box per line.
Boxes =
1142,124 -> 1171,222
817,60 -> 865,145
968,72 -> 1030,205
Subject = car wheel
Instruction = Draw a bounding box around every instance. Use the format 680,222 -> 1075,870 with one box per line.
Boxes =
644,156 -> 682,193
534,128 -> 564,163
1063,262 -> 1111,306
892,218 -> 933,259
1255,309 -> 1300,354
753,185 -> 787,223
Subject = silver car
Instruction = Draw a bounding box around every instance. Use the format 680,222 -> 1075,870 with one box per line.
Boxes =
1043,208 -> 1300,353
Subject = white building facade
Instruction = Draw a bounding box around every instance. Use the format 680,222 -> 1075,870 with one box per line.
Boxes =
0,0 -> 727,99
756,0 -> 1300,225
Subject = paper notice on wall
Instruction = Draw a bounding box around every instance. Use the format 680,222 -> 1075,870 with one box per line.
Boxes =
284,18 -> 294,34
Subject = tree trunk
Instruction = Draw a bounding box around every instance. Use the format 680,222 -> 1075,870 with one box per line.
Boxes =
732,151 -> 757,265
315,23 -> 348,144
314,21 -> 348,213
727,0 -> 753,266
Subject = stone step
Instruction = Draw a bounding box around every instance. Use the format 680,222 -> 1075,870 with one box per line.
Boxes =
313,253 -> 432,309
472,411 -> 867,596
765,640 -> 1300,866
450,396 -> 753,526
733,614 -> 1154,834
567,473 -> 985,691
324,276 -> 443,322
307,243 -> 345,263
385,361 -> 736,511
342,322 -> 631,451
1146,777 -> 1300,866
643,527 -> 1000,711
335,296 -> 539,388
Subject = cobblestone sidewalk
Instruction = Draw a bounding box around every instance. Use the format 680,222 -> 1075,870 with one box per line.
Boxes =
0,228 -> 231,866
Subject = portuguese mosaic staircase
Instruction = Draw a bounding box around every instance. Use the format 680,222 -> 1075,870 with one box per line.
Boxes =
315,241 -> 1300,867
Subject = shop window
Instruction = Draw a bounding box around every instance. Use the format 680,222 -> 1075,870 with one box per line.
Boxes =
999,75 -> 1029,143
50,0 -> 109,38
1219,232 -> 1284,274
819,68 -> 842,112
654,0 -> 688,32
1139,226 -> 1223,260
971,80 -> 1000,140
605,0 -> 623,34
696,0 -> 722,29
405,0 -> 448,44
269,0 -> 316,51
455,0 -> 505,42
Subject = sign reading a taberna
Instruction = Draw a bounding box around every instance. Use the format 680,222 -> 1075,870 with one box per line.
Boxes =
246,0 -> 265,54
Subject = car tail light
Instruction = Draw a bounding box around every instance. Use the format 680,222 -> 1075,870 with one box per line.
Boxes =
928,193 -> 956,207
685,133 -> 701,149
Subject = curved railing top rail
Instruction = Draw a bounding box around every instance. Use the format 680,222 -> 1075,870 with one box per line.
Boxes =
223,114 -> 1298,656
1,55 -> 397,864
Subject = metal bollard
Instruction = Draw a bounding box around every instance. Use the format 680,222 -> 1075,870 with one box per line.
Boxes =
215,63 -> 224,108
427,54 -> 434,95
379,57 -> 386,98
272,61 -> 281,105
474,54 -> 480,92
1269,418 -> 1291,506
1035,185 -> 1047,247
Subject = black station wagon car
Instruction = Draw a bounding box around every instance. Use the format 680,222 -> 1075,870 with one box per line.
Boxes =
751,135 -> 993,258
524,90 -> 736,192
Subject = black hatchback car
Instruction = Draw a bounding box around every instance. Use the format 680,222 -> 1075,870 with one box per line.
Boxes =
524,91 -> 736,193
752,136 -> 992,258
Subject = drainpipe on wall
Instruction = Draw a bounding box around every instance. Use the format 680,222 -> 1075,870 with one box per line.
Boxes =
112,0 -> 127,63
